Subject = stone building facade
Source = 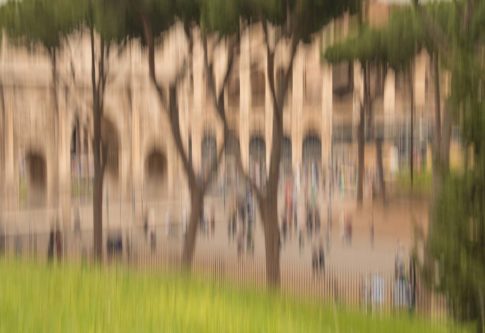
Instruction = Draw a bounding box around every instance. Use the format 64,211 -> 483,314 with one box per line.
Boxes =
0,2 -> 449,229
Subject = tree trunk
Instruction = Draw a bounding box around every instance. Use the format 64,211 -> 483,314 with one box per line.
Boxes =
357,65 -> 367,206
92,91 -> 103,263
357,106 -> 365,206
431,53 -> 443,203
409,66 -> 415,187
260,197 -> 280,288
376,138 -> 386,204
90,24 -> 103,263
181,189 -> 204,269
441,99 -> 451,174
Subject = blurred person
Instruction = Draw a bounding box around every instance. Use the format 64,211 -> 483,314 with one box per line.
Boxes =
281,217 -> 288,243
55,226 -> 63,261
210,209 -> 215,236
318,240 -> 325,274
126,234 -> 131,261
394,241 -> 405,280
298,229 -> 304,254
246,188 -> 253,222
315,209 -> 321,234
246,229 -> 254,256
306,203 -> 314,237
150,231 -> 156,253
409,254 -> 417,312
237,232 -> 244,258
343,214 -> 352,246
347,217 -> 353,246
312,246 -> 318,275
143,210 -> 149,239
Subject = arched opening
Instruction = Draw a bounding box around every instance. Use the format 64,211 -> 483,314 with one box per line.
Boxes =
70,116 -> 91,201
224,136 -> 240,190
302,134 -> 322,191
144,148 -> 167,198
249,136 -> 266,187
281,136 -> 292,177
332,124 -> 356,196
332,62 -> 354,114
332,62 -> 353,97
201,132 -> 217,179
22,151 -> 47,207
101,117 -> 120,182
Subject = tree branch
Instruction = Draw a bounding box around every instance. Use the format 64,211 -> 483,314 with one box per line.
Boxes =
283,36 -> 299,101
413,1 -> 450,57
166,85 -> 197,188
202,34 -> 238,126
263,21 -> 279,118
140,13 -> 168,111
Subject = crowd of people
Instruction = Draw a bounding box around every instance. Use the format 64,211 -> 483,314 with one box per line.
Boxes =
227,188 -> 255,258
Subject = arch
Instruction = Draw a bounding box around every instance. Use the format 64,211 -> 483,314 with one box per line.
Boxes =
249,136 -> 266,163
302,134 -> 322,164
144,148 -> 167,200
145,148 -> 167,182
23,150 -> 47,207
70,112 -> 92,201
101,117 -> 120,181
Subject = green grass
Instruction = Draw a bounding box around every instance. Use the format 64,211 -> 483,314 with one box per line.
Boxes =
0,259 -> 468,333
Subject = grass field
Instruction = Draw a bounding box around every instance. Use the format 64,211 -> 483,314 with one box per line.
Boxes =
0,259 -> 468,333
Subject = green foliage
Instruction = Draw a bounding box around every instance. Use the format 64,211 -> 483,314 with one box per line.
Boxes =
324,7 -> 424,70
431,174 -> 485,326
423,1 -> 485,330
0,259 -> 468,333
0,0 -> 85,52
200,0 -> 241,35
243,0 -> 359,43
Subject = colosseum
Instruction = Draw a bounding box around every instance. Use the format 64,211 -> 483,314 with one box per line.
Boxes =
0,1 -> 457,235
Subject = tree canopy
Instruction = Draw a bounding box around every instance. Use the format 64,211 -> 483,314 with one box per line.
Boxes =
324,7 -> 425,70
0,0 -> 85,52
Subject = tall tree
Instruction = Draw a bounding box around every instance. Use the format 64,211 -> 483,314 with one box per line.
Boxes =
84,0 -> 130,262
233,0 -> 358,287
125,0 -> 234,269
325,8 -> 425,203
415,1 -> 485,331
